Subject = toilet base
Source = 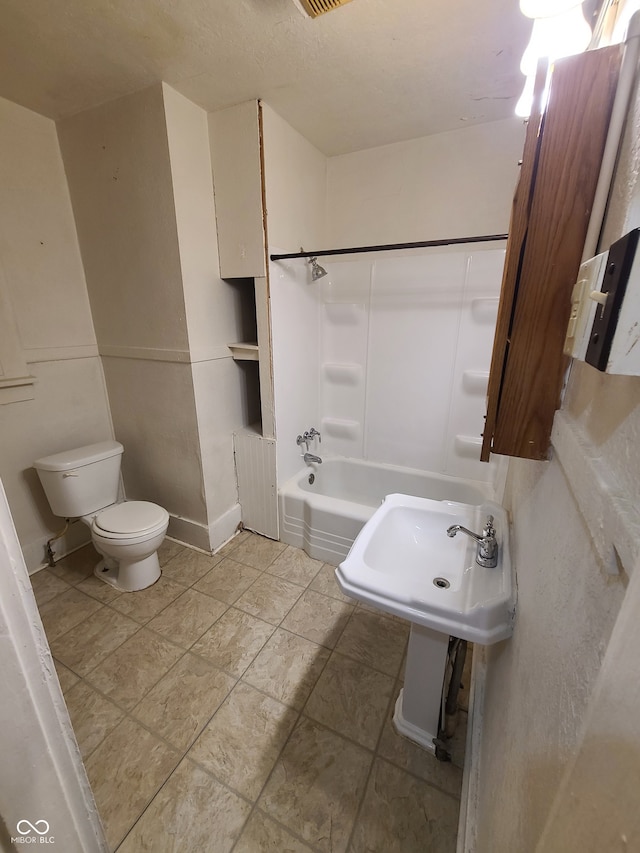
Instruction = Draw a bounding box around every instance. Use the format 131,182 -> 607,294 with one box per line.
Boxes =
94,553 -> 161,592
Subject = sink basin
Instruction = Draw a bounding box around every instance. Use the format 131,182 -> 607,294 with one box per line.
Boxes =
336,493 -> 515,644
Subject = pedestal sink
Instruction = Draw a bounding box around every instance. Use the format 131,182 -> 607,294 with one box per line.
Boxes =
336,493 -> 515,753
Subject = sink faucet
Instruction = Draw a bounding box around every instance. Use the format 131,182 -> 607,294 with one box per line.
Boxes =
447,515 -> 498,568
303,452 -> 322,465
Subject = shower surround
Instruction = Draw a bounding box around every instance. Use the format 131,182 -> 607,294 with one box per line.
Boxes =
272,244 -> 505,552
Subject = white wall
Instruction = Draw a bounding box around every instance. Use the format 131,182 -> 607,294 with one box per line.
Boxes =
163,84 -> 246,547
0,96 -> 114,572
57,85 -> 209,545
261,103 -> 328,484
472,74 -> 640,852
58,84 -> 246,551
0,481 -> 107,852
327,118 -> 525,246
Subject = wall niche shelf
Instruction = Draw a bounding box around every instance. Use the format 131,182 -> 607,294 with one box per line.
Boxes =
228,342 -> 259,361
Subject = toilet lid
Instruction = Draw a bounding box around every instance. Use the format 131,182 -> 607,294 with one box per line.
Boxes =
95,501 -> 168,535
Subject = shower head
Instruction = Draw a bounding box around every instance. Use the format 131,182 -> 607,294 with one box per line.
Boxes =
309,256 -> 328,281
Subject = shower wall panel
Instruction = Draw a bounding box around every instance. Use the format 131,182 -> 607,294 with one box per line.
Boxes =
319,246 -> 504,483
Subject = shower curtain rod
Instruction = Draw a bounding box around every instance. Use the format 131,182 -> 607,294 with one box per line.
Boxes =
269,233 -> 508,261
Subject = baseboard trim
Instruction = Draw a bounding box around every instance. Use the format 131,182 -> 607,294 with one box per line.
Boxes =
209,503 -> 242,552
167,504 -> 242,554
167,516 -> 211,552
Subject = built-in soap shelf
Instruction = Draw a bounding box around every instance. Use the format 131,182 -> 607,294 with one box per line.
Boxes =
322,417 -> 361,440
322,362 -> 362,385
455,435 -> 483,458
228,342 -> 259,361
462,370 -> 489,395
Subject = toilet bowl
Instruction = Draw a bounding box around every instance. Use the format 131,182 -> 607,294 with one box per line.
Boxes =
88,500 -> 169,592
33,440 -> 170,593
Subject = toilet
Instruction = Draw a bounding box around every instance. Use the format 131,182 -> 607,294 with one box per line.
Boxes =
34,440 -> 169,592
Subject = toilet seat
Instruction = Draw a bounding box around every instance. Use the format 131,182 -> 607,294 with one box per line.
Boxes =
93,501 -> 169,540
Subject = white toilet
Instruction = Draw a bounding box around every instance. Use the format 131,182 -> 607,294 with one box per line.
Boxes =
34,440 -> 169,592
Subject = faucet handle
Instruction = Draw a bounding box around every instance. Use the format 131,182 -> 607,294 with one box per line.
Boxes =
483,515 -> 496,538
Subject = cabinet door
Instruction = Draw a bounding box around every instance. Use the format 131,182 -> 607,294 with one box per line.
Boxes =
481,46 -> 622,461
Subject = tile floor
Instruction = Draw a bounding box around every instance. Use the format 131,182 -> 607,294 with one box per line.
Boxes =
32,531 -> 467,852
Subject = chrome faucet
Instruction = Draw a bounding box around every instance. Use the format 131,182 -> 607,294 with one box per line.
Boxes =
303,452 -> 322,465
446,515 -> 498,568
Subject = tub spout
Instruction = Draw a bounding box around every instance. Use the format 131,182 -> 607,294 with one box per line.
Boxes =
303,452 -> 322,465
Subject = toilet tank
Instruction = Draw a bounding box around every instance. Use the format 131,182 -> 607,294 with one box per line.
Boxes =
33,441 -> 124,518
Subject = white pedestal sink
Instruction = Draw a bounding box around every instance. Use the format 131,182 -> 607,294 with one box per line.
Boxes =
336,493 -> 515,753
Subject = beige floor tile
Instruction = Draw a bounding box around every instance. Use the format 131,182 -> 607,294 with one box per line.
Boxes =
350,758 -> 459,853
132,653 -> 236,751
85,628 -> 184,710
191,607 -> 275,677
188,682 -> 297,801
49,605 -> 140,677
309,564 -> 356,604
161,548 -> 222,587
214,529 -> 251,558
147,588 -> 227,648
64,681 -> 125,759
267,546 -> 324,587
157,537 -> 186,567
281,589 -> 354,649
118,757 -> 251,853
234,809 -> 315,853
259,717 -> 372,853
75,573 -> 124,604
53,659 -> 80,694
234,574 -> 303,625
110,575 -> 186,624
335,609 -> 408,677
230,534 -> 287,571
30,569 -> 70,606
51,543 -> 100,584
304,651 -> 394,749
377,702 -> 463,798
243,629 -> 331,710
38,588 -> 104,641
194,557 -> 261,604
85,717 -> 180,850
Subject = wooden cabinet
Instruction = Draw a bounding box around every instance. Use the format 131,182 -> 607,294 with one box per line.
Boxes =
481,46 -> 622,461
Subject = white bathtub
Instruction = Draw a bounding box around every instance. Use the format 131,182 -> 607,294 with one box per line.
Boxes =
279,457 -> 491,566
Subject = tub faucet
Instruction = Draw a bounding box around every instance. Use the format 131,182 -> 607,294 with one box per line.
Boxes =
303,452 -> 322,465
446,515 -> 498,568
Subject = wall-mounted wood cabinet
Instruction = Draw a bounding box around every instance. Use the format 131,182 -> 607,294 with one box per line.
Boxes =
481,46 -> 622,462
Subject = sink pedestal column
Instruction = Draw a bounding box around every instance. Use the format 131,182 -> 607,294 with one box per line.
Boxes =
393,623 -> 449,753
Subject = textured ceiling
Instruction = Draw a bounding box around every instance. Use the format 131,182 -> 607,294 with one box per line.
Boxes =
0,0 -> 532,155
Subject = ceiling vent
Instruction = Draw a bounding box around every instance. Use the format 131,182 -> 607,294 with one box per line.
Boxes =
293,0 -> 355,18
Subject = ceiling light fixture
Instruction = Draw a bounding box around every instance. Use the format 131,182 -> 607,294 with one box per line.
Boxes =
515,0 -> 592,117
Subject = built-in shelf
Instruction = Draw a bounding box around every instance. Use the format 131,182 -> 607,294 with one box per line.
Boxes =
228,342 -> 259,361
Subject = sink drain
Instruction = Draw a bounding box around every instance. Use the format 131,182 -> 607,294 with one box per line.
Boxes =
433,577 -> 450,589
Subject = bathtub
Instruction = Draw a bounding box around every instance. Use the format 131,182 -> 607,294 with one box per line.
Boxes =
278,457 -> 491,566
